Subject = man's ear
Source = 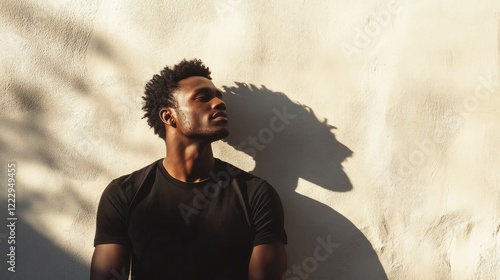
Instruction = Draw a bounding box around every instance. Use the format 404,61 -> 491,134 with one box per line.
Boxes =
159,108 -> 176,128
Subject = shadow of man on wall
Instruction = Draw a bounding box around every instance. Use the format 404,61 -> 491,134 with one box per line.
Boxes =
222,82 -> 387,279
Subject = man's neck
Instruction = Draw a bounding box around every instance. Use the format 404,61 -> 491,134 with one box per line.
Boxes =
163,141 -> 215,183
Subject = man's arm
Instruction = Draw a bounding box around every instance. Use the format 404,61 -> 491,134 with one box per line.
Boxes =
90,244 -> 130,280
249,242 -> 287,280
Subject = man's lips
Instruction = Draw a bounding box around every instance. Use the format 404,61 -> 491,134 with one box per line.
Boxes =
211,111 -> 228,119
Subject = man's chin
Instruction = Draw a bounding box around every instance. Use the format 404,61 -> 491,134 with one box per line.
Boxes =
213,129 -> 229,141
200,128 -> 229,143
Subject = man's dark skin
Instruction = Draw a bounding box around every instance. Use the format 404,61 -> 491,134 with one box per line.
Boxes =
90,76 -> 287,279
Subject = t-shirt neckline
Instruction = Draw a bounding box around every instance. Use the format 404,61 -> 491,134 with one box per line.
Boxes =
157,158 -> 223,190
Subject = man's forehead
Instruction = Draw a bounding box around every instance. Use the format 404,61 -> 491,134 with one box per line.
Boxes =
177,76 -> 216,93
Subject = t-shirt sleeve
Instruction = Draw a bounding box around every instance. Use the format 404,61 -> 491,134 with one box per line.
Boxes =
94,180 -> 130,246
250,181 -> 288,246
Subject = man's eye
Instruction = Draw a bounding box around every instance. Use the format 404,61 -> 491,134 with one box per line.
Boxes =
196,95 -> 209,101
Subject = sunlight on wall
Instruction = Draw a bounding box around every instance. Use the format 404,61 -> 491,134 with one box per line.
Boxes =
1,0 -> 499,279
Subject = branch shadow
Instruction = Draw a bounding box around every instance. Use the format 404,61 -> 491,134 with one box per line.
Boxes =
0,2 -> 132,278
0,215 -> 88,280
0,180 -> 93,279
222,82 -> 387,279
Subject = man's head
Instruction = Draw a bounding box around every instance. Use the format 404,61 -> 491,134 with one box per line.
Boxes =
142,59 -> 228,142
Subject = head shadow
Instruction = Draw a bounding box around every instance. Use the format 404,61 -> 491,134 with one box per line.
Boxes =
222,82 -> 353,193
220,82 -> 387,279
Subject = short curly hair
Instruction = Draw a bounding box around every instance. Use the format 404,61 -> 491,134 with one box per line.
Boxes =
142,59 -> 212,139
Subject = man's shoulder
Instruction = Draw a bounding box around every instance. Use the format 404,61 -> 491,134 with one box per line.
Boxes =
103,159 -> 161,198
112,159 -> 160,184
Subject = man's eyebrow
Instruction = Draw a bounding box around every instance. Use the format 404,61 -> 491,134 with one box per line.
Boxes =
192,87 -> 222,96
193,87 -> 212,94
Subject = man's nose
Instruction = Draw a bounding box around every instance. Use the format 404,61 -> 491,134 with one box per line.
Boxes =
212,97 -> 226,111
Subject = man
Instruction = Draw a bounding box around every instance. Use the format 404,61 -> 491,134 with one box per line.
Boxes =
90,59 -> 287,279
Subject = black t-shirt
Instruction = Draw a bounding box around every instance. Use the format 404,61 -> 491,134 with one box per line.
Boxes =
94,158 -> 287,279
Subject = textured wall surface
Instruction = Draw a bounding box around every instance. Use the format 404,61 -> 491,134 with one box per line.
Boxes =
1,0 -> 499,279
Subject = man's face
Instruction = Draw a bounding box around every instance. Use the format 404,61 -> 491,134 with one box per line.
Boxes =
171,76 -> 229,141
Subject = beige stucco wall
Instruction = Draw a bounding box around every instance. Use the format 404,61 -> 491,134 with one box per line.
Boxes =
1,0 -> 499,279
